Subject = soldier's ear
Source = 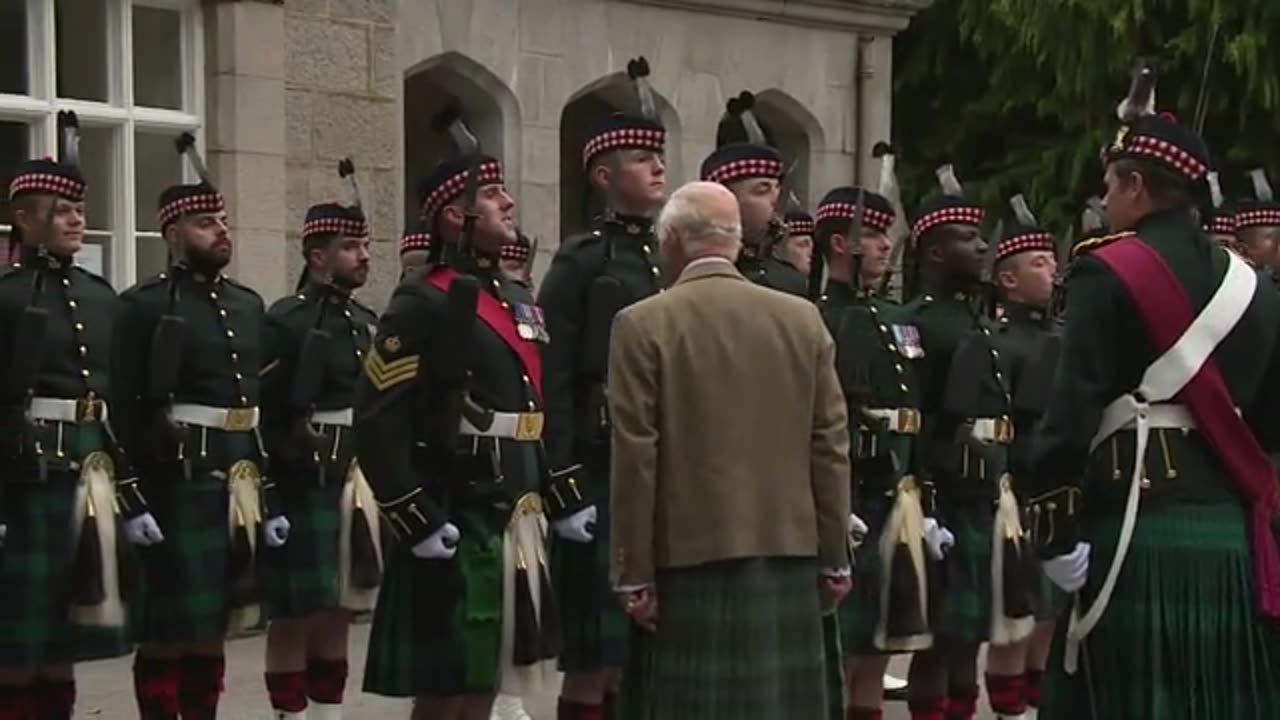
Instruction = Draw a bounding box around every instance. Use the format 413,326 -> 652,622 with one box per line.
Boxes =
589,162 -> 611,192
440,204 -> 464,230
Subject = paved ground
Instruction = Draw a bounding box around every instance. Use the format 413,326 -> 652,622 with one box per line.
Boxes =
76,624 -> 1006,719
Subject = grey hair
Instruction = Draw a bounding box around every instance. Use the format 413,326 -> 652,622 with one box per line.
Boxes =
656,181 -> 742,255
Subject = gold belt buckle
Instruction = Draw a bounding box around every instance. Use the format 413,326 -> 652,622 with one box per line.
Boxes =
223,407 -> 257,432
995,415 -> 1015,444
897,408 -> 921,435
514,412 -> 544,441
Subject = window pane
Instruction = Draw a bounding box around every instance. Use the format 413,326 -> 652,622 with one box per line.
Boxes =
136,233 -> 168,279
133,6 -> 183,109
135,130 -> 182,232
79,125 -> 116,231
78,232 -> 111,278
0,121 -> 31,227
0,3 -> 29,95
56,0 -> 109,102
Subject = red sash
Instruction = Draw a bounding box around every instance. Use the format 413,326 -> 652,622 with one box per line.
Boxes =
1094,237 -> 1280,618
425,267 -> 543,401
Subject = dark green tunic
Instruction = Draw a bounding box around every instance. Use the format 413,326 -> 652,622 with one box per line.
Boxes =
111,265 -> 267,644
0,248 -> 129,664
1026,211 -> 1280,719
356,258 -> 550,697
537,216 -> 663,672
906,288 -> 1014,644
260,281 -> 377,618
738,249 -> 808,297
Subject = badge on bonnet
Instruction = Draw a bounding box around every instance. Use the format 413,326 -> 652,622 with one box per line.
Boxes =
891,324 -> 925,359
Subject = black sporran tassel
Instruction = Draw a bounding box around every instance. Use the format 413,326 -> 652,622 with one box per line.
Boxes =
228,522 -> 257,608
73,497 -> 106,606
512,550 -> 540,666
1002,537 -> 1035,619
886,541 -> 927,638
349,507 -> 382,590
537,563 -> 561,659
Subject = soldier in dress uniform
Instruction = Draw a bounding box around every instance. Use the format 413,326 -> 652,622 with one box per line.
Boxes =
902,166 -> 1035,720
1202,171 -> 1238,252
112,134 -> 291,720
400,223 -> 433,280
500,233 -> 533,286
781,208 -> 815,277
813,177 -> 935,720
537,58 -> 666,720
1234,169 -> 1280,276
356,112 -> 558,720
260,162 -> 381,720
1027,67 -> 1280,720
988,196 -> 1063,718
701,92 -> 807,296
0,113 -> 133,720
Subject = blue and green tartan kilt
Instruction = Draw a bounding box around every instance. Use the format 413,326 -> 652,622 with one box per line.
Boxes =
362,539 -> 492,697
1040,501 -> 1280,720
840,495 -> 892,656
631,556 -> 829,720
263,480 -> 342,619
131,431 -> 258,644
0,423 -> 131,665
551,491 -> 629,672
931,502 -> 992,644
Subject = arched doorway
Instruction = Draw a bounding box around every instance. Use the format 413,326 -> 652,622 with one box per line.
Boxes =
402,52 -> 521,225
558,74 -> 681,239
752,89 -> 825,209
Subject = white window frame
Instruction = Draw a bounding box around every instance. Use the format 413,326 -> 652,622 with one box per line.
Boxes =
0,0 -> 204,288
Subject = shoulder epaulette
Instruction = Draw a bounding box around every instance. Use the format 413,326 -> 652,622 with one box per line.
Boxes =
559,229 -> 607,254
1070,231 -> 1137,260
267,293 -> 310,316
123,272 -> 170,295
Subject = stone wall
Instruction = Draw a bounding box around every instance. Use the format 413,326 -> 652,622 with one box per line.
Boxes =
283,0 -> 401,308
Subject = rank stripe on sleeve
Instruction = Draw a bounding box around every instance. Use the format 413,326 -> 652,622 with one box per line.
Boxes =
363,351 -> 419,391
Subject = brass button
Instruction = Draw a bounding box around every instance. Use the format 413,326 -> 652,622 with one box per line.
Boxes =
231,352 -> 239,363
81,368 -> 91,378
981,327 -> 991,336
501,301 -> 510,309
527,401 -> 536,410
219,308 -> 228,319
234,372 -> 243,381
209,291 -> 218,300
78,345 -> 87,357
899,383 -> 909,393
521,374 -> 530,384
643,244 -> 652,254
351,329 -> 358,336
239,395 -> 249,405
343,309 -> 352,318
894,363 -> 903,374
651,267 -> 660,276
990,349 -> 1000,360
887,343 -> 898,352
225,329 -> 235,338
355,349 -> 363,358
74,322 -> 84,332
61,277 -> 70,287
67,299 -> 77,309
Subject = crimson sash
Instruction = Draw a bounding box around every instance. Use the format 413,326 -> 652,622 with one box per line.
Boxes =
426,267 -> 544,400
1093,237 -> 1280,618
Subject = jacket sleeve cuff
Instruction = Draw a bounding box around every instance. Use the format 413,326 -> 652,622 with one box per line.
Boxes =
1027,485 -> 1083,559
114,477 -> 150,519
545,464 -> 592,519
378,487 -> 447,546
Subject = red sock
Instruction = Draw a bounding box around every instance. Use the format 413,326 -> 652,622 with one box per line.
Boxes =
34,679 -> 75,720
985,673 -> 1027,715
305,658 -> 348,705
265,671 -> 308,713
178,655 -> 224,720
908,696 -> 947,720
0,683 -> 39,720
1025,669 -> 1045,708
557,698 -> 605,720
134,655 -> 181,720
847,708 -> 883,720
946,685 -> 979,720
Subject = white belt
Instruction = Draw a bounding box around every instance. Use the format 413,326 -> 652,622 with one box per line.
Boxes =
29,397 -> 108,424
971,416 -> 1015,444
864,408 -> 921,435
310,408 -> 353,427
170,404 -> 260,432
459,411 -> 544,441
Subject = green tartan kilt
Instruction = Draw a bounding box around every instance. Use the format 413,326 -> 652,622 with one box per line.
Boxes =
1034,564 -> 1070,622
932,502 -> 992,644
0,425 -> 131,665
1040,501 -> 1280,720
632,556 -> 829,720
131,431 -> 259,644
840,495 -> 891,656
551,493 -> 629,672
363,541 -> 492,697
263,480 -> 342,619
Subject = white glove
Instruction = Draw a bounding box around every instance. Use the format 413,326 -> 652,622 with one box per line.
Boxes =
263,515 -> 291,548
922,517 -> 955,561
124,513 -> 166,546
1043,541 -> 1092,593
412,522 -> 461,560
849,512 -> 869,548
553,505 -> 598,544
0,524 -> 7,548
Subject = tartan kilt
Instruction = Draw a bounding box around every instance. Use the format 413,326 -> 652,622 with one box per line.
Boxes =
551,486 -> 629,672
131,431 -> 260,644
635,556 -> 829,720
263,480 -> 342,618
1034,565 -> 1070,622
840,495 -> 890,655
1040,501 -> 1280,720
931,502 -> 992,644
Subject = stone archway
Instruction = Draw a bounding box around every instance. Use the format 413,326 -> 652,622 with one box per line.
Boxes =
558,73 -> 682,239
402,51 -> 521,225
752,89 -> 825,208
